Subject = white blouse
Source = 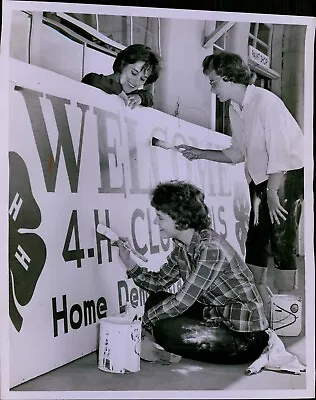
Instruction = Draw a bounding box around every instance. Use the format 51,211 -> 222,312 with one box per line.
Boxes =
222,85 -> 304,184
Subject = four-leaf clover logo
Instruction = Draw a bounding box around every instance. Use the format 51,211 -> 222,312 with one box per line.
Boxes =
9,151 -> 47,331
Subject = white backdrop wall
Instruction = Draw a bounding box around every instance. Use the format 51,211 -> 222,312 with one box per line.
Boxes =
8,58 -> 250,387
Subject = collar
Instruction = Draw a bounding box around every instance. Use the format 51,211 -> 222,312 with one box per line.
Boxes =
174,229 -> 212,258
230,84 -> 257,113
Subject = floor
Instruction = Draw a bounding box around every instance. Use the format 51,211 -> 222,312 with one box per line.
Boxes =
11,256 -> 310,396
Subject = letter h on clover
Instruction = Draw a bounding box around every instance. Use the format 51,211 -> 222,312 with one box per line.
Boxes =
8,152 -> 47,331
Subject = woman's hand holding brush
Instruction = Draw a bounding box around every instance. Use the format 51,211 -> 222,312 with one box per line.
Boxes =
96,224 -> 148,263
114,237 -> 148,264
114,237 -> 138,270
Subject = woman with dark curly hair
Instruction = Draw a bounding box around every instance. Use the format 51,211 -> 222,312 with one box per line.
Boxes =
82,44 -> 161,109
117,180 -> 269,364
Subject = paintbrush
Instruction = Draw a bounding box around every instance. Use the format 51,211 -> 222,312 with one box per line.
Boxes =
96,224 -> 148,263
151,137 -> 185,152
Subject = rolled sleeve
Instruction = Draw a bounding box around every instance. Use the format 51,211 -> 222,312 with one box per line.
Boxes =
222,146 -> 245,164
146,245 -> 224,326
81,73 -> 123,95
260,98 -> 304,174
126,264 -> 142,279
126,251 -> 181,293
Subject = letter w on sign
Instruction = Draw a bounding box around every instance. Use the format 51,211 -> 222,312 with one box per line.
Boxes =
18,87 -> 88,193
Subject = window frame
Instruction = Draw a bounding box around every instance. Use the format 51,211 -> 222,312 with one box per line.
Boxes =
248,22 -> 273,59
247,22 -> 280,81
62,12 -> 161,56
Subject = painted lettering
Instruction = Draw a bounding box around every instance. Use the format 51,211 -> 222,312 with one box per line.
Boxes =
94,107 -> 126,194
125,117 -> 150,194
52,294 -> 68,337
217,164 -> 232,196
131,208 -> 148,256
147,208 -> 159,254
15,245 -> 31,271
117,280 -> 148,310
117,280 -> 129,311
9,193 -> 23,221
97,297 -> 107,319
83,300 -> 97,325
130,288 -> 139,307
131,207 -> 171,256
94,209 -> 113,264
52,294 -> 107,337
19,88 -> 87,193
70,303 -> 83,330
185,136 -> 214,196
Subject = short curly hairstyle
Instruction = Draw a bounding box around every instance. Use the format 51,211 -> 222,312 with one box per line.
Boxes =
150,180 -> 211,232
202,51 -> 256,85
113,44 -> 162,84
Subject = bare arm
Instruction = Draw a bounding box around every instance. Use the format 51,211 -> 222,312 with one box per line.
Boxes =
267,171 -> 285,191
175,145 -> 233,164
266,172 -> 288,225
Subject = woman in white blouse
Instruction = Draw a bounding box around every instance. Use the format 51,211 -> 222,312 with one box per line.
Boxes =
176,51 -> 304,294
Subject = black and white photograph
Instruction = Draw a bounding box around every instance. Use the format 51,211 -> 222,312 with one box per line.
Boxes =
0,2 -> 315,399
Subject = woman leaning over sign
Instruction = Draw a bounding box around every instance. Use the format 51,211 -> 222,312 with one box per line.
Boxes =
175,51 -> 304,294
82,44 -> 161,109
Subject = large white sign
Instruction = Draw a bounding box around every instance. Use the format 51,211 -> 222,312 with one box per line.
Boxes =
8,58 -> 250,387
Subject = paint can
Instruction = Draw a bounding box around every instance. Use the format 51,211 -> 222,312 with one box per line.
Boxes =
270,295 -> 302,336
98,315 -> 142,373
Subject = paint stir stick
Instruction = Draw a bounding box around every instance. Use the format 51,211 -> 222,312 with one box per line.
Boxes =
96,224 -> 148,263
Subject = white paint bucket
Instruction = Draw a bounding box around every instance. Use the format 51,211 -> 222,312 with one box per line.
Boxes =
98,316 -> 142,373
270,295 -> 302,336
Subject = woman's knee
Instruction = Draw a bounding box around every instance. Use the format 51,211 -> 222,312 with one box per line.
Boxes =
153,318 -> 234,354
153,318 -> 268,365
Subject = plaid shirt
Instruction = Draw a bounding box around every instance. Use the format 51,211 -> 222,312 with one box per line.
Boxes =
127,229 -> 269,333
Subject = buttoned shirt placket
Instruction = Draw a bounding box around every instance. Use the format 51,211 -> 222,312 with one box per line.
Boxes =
176,241 -> 192,281
231,101 -> 252,183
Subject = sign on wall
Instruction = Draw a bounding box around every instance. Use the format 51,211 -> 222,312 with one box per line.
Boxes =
248,45 -> 270,68
8,58 -> 250,387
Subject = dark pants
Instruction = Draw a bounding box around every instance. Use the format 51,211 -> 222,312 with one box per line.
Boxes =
245,169 -> 303,290
145,291 -> 269,365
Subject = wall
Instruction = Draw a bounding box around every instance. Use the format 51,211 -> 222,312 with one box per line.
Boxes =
226,22 -> 250,60
271,24 -> 284,97
281,25 -> 306,131
267,24 -> 305,131
9,10 -> 30,63
154,21 -> 260,130
154,18 -> 213,129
